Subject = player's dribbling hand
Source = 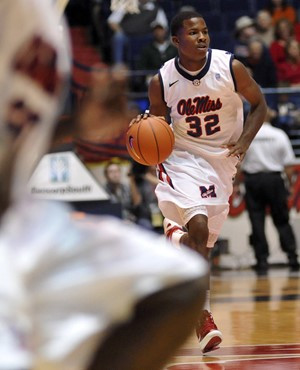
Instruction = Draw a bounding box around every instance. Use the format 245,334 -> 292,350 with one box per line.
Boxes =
129,110 -> 166,127
129,109 -> 150,126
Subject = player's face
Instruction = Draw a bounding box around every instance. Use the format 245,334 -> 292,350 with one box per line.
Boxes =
172,17 -> 210,65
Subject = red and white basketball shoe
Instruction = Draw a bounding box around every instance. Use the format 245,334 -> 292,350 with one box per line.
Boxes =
196,310 -> 223,353
163,218 -> 185,244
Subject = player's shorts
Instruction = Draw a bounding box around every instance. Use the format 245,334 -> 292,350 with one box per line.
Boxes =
156,148 -> 239,234
175,203 -> 229,237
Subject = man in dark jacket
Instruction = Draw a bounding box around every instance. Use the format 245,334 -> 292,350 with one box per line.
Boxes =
136,22 -> 177,89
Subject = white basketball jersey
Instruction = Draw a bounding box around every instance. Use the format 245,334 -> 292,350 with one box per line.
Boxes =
159,49 -> 243,157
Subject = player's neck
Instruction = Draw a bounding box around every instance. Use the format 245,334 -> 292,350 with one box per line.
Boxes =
178,56 -> 207,75
178,53 -> 208,73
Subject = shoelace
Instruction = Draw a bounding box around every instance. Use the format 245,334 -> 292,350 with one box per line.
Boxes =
200,312 -> 217,337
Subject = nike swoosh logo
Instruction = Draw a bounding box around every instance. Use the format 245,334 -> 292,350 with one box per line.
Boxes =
169,80 -> 179,87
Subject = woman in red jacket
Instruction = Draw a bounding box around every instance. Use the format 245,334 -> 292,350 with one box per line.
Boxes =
270,18 -> 296,65
277,39 -> 300,86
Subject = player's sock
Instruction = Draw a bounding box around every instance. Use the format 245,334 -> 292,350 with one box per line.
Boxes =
203,290 -> 211,312
163,218 -> 185,246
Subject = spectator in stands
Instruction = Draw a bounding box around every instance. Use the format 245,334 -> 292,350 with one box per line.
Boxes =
277,93 -> 300,129
104,160 -> 140,222
277,39 -> 300,86
264,0 -> 297,25
107,0 -> 168,65
136,21 -> 177,89
233,16 -> 257,64
90,0 -> 107,59
270,18 -> 296,65
178,5 -> 196,13
244,38 -> 277,87
65,0 -> 91,27
255,9 -> 275,47
129,162 -> 163,232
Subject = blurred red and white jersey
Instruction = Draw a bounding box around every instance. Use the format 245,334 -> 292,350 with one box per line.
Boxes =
0,0 -> 70,200
0,2 -> 208,370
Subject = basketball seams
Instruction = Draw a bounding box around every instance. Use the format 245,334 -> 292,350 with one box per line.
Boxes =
148,119 -> 160,164
155,117 -> 175,151
137,120 -> 150,165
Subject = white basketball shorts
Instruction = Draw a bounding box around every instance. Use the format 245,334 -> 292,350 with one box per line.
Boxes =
156,148 -> 239,235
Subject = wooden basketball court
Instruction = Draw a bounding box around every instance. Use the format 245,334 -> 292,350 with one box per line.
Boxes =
167,268 -> 300,369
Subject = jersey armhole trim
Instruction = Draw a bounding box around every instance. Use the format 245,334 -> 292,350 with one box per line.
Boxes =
229,54 -> 237,92
158,71 -> 166,104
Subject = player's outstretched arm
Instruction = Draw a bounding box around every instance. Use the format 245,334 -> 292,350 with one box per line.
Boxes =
223,59 -> 267,160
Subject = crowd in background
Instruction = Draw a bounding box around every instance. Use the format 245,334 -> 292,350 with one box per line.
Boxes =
233,7 -> 300,88
66,1 -> 300,140
64,0 -> 300,89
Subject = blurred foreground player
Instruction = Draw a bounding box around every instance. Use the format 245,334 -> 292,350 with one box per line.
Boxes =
0,2 -> 208,370
131,11 -> 267,353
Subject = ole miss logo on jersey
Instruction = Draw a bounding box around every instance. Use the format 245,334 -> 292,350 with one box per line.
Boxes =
177,95 -> 222,116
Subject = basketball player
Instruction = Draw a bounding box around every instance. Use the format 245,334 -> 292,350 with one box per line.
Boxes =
131,11 -> 267,353
0,2 -> 208,370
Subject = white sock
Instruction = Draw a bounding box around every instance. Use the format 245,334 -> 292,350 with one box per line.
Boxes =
170,229 -> 185,245
203,290 -> 211,312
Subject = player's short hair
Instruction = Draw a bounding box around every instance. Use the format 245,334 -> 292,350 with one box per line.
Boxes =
170,11 -> 204,36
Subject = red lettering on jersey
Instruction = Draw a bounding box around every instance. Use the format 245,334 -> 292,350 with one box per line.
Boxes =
177,96 -> 222,116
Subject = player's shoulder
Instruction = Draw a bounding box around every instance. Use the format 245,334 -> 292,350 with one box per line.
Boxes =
160,57 -> 176,72
210,48 -> 234,69
209,48 -> 236,77
210,48 -> 234,58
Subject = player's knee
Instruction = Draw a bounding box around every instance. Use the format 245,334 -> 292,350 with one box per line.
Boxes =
207,233 -> 218,248
187,216 -> 209,254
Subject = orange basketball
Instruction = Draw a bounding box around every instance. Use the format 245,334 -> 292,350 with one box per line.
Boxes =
126,116 -> 174,166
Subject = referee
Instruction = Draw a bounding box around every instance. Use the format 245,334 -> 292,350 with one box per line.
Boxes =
241,108 -> 299,273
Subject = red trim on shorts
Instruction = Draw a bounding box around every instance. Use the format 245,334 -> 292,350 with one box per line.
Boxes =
158,163 -> 164,182
158,163 -> 174,189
